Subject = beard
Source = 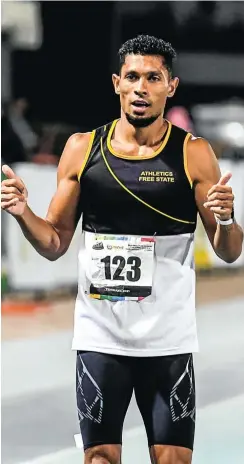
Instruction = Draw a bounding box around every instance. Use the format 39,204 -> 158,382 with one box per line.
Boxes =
125,111 -> 161,128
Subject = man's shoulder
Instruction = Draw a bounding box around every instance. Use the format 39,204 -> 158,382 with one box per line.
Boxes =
187,135 -> 211,152
58,132 -> 93,177
186,135 -> 219,183
66,132 -> 91,149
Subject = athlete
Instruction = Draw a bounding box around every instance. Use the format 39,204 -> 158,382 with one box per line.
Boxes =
1,35 -> 243,464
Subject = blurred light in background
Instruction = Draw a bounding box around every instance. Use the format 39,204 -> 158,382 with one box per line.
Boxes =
1,1 -> 42,49
225,122 -> 244,146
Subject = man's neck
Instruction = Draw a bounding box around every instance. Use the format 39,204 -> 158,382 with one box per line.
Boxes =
116,112 -> 167,147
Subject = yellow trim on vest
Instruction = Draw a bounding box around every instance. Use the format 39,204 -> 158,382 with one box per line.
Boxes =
100,138 -> 195,225
183,133 -> 193,188
107,119 -> 172,160
103,125 -> 107,132
78,130 -> 96,181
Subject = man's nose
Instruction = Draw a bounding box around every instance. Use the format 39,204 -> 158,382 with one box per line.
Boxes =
134,78 -> 148,96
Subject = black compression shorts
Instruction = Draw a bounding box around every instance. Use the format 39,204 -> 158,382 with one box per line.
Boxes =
76,351 -> 195,451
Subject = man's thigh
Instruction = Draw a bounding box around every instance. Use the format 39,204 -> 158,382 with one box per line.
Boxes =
76,351 -> 134,451
134,353 -> 196,453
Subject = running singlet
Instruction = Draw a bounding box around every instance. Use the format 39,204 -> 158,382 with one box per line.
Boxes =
72,119 -> 199,356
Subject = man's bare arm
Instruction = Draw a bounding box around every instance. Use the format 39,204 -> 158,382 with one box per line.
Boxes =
187,137 -> 243,263
1,132 -> 91,261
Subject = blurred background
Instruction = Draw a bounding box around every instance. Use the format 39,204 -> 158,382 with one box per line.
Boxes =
1,1 -> 244,464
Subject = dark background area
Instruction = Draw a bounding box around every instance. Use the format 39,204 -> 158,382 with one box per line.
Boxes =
10,1 -> 244,131
12,2 -> 116,129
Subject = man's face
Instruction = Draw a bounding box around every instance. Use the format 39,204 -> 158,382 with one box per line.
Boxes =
112,54 -> 179,127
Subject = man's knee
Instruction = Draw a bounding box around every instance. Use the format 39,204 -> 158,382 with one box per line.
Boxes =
84,444 -> 121,464
150,444 -> 192,464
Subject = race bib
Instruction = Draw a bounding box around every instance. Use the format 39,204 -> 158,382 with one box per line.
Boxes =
87,234 -> 155,301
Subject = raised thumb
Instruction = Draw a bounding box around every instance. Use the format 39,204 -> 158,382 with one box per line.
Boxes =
217,171 -> 232,186
2,164 -> 18,180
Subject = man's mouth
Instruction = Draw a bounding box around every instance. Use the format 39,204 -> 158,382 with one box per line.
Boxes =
131,100 -> 150,108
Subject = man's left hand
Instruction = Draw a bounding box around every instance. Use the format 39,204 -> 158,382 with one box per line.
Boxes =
203,172 -> 234,221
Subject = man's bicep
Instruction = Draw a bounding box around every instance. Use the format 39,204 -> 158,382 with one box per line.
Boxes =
45,132 -> 90,252
189,138 -> 221,244
46,177 -> 80,233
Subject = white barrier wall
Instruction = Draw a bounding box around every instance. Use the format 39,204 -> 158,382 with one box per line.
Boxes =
4,161 -> 244,290
5,163 -> 81,290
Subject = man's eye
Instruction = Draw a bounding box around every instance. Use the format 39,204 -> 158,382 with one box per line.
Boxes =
126,74 -> 137,81
149,75 -> 160,82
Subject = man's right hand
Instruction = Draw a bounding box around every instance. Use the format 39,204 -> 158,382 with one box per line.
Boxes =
1,165 -> 28,217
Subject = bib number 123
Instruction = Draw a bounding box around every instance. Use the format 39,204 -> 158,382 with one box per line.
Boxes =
101,255 -> 141,282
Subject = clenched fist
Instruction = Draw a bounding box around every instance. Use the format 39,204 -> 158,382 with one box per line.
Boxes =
1,165 -> 28,217
203,172 -> 234,221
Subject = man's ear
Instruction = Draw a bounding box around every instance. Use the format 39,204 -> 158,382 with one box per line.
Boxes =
112,73 -> 120,95
168,77 -> 179,98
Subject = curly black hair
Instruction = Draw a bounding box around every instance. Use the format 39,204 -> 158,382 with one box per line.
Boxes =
118,34 -> 177,77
